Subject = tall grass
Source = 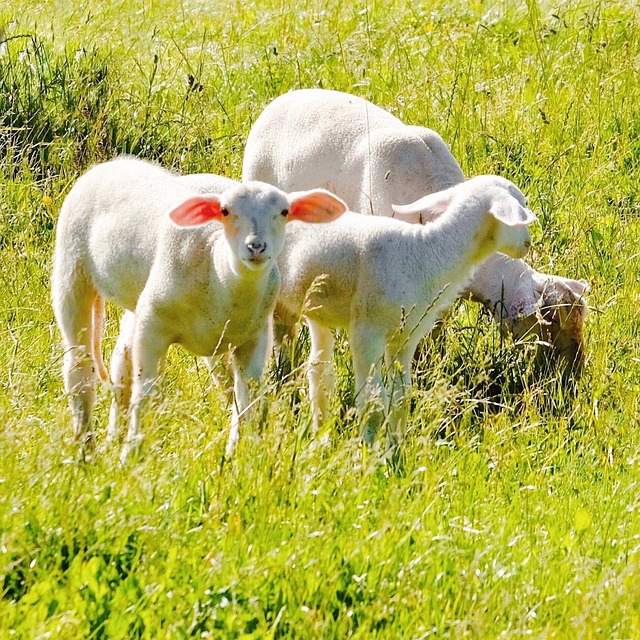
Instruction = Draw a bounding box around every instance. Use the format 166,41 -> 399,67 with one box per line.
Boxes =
1,1 -> 639,637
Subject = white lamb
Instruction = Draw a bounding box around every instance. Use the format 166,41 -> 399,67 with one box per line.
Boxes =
242,88 -> 589,374
275,175 -> 536,453
51,157 -> 346,462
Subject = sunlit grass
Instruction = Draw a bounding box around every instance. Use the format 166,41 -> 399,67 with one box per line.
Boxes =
0,0 -> 639,637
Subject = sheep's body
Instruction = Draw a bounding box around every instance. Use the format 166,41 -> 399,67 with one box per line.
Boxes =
276,176 -> 535,451
243,88 -> 589,371
243,88 -> 465,218
52,157 -> 345,461
179,173 -> 239,195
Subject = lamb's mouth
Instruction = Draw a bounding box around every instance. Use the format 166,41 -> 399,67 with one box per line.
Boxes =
245,255 -> 271,269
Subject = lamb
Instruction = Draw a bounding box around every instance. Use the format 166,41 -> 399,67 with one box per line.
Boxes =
242,88 -> 589,375
51,157 -> 346,462
275,175 -> 536,454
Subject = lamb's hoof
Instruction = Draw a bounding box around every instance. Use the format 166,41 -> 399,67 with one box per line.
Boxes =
98,436 -> 115,455
224,437 -> 238,462
77,447 -> 95,464
74,431 -> 97,462
119,436 -> 143,465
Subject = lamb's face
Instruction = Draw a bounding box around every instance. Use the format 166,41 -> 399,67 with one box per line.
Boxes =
218,182 -> 348,274
219,183 -> 290,273
496,221 -> 533,259
509,274 -> 589,376
488,192 -> 536,259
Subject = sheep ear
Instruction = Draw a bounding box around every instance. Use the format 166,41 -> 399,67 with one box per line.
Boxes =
287,189 -> 347,223
169,196 -> 223,227
490,199 -> 537,228
391,189 -> 453,222
557,276 -> 590,297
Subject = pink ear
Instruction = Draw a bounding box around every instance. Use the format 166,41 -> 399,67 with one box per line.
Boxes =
169,197 -> 223,227
288,189 -> 347,223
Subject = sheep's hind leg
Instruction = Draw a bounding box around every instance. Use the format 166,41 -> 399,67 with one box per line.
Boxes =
106,311 -> 135,446
54,281 -> 100,453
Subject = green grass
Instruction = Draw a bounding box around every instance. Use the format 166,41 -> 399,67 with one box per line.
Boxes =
1,0 -> 639,637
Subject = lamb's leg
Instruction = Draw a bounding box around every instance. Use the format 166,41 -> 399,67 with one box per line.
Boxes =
272,303 -> 299,379
384,342 -> 415,465
350,323 -> 387,446
307,319 -> 335,434
106,311 -> 135,445
203,354 -> 234,396
120,316 -> 171,464
225,327 -> 271,459
53,279 -> 100,452
226,361 -> 250,460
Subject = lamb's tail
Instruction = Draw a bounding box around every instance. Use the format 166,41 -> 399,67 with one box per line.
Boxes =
92,296 -> 110,384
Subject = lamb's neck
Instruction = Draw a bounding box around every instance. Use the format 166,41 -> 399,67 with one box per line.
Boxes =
466,253 -> 539,319
414,202 -> 496,289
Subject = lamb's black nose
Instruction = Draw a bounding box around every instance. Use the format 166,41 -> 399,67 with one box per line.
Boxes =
247,239 -> 266,255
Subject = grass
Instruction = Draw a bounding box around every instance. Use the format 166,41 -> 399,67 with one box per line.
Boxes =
1,0 -> 639,637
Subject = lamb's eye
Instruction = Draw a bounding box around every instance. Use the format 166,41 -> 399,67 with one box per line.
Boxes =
221,207 -> 229,217
281,209 -> 289,217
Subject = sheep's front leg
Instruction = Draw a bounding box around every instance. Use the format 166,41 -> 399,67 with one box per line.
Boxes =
384,342 -> 415,463
307,319 -> 335,434
350,322 -> 387,446
120,316 -> 171,464
225,328 -> 270,459
106,311 -> 135,445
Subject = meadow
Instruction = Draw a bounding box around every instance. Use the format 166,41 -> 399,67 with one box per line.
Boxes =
0,0 -> 639,637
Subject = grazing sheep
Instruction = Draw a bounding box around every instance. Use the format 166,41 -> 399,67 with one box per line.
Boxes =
276,175 -> 536,454
242,88 -> 589,374
51,157 -> 346,462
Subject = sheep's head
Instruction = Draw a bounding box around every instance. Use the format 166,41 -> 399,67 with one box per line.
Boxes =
169,182 -> 347,273
507,274 -> 590,377
391,175 -> 537,261
470,176 -> 537,260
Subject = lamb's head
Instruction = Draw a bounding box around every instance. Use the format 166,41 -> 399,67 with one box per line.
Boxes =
392,175 -> 537,260
509,273 -> 590,375
169,182 -> 347,273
